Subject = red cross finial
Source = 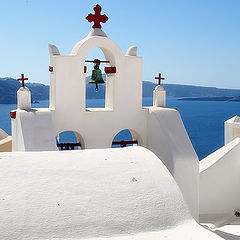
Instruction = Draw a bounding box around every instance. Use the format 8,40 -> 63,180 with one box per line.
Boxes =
155,73 -> 165,86
86,4 -> 108,29
17,74 -> 28,87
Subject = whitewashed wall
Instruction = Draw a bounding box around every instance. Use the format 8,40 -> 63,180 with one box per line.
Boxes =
200,137 -> 240,221
225,116 -> 240,144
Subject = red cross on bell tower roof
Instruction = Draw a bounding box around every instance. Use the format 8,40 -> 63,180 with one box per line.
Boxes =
86,4 -> 108,29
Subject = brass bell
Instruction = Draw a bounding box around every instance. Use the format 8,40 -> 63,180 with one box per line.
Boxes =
88,59 -> 105,91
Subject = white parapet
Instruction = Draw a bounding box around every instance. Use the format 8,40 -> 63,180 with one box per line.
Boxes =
153,85 -> 166,107
0,128 -> 11,152
225,116 -> 240,145
17,87 -> 31,110
0,136 -> 12,152
11,108 -> 58,152
146,107 -> 199,221
0,128 -> 8,141
200,137 -> 240,223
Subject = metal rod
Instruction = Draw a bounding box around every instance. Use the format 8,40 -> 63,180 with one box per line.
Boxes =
112,140 -> 138,148
85,60 -> 110,63
57,142 -> 81,150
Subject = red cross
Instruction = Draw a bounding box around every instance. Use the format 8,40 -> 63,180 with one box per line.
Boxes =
86,4 -> 108,29
155,73 -> 165,86
17,74 -> 28,87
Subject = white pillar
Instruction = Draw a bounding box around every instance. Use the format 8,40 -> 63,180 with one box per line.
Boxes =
17,87 -> 31,110
225,116 -> 240,145
153,85 -> 166,107
225,122 -> 232,145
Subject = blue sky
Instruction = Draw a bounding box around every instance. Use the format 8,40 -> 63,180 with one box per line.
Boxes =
0,0 -> 239,88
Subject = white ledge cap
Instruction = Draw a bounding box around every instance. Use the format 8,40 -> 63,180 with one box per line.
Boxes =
225,115 -> 240,124
48,44 -> 60,56
18,86 -> 30,92
87,28 -> 107,37
126,46 -> 138,56
154,85 -> 165,91
0,128 -> 8,141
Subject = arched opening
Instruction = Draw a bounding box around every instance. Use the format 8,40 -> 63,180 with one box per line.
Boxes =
85,48 -> 106,108
56,131 -> 84,150
111,129 -> 142,148
84,46 -> 116,110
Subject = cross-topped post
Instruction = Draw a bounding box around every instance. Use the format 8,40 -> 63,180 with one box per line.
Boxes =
86,4 -> 108,29
17,74 -> 28,87
155,73 -> 165,86
16,73 -> 31,110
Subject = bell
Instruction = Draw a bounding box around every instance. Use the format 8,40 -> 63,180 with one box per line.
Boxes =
88,59 -> 105,91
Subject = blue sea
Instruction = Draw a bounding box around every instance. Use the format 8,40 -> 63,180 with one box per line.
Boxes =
1,97 -> 239,160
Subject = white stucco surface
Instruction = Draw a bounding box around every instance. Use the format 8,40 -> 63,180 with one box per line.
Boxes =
147,106 -> 199,220
87,28 -> 107,37
125,46 -> 137,56
0,146 -> 221,240
200,137 -> 240,222
0,136 -> 12,152
225,116 -> 240,144
0,129 -> 11,152
17,87 -> 31,110
0,128 -> 8,141
153,85 -> 166,107
11,108 -> 57,151
202,221 -> 240,240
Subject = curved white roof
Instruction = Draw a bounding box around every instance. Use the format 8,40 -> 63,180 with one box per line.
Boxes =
0,146 -> 220,239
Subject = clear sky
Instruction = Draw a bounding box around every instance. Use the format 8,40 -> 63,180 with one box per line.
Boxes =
0,0 -> 239,88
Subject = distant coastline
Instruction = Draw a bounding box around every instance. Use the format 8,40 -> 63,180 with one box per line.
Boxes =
178,96 -> 240,102
1,77 -> 240,104
0,78 -> 49,104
